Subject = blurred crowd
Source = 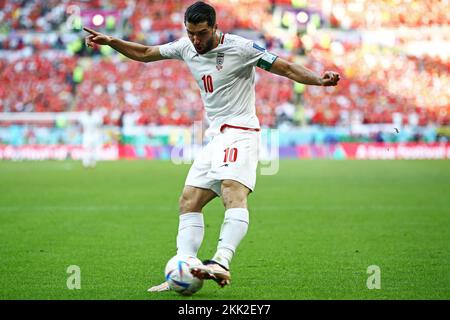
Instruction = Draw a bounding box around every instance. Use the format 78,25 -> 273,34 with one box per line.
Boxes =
329,0 -> 450,29
0,0 -> 271,34
0,53 -> 76,113
0,0 -> 449,129
302,42 -> 450,126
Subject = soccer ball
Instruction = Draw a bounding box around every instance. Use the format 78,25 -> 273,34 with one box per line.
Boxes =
164,255 -> 204,296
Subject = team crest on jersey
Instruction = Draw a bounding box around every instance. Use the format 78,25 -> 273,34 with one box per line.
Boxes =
216,53 -> 225,71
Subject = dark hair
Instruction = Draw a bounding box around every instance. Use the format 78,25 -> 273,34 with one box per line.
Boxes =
184,1 -> 216,27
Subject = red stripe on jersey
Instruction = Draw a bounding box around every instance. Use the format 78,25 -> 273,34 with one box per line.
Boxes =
220,124 -> 260,132
220,34 -> 225,44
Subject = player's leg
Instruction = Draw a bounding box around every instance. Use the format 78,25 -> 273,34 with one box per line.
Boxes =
91,133 -> 102,167
82,152 -> 90,168
82,135 -> 93,168
212,179 -> 250,269
213,129 -> 257,273
147,186 -> 216,292
148,139 -> 218,293
176,185 -> 217,257
190,129 -> 259,287
89,146 -> 95,167
82,146 -> 91,168
176,138 -> 219,256
191,180 -> 250,287
89,144 -> 98,168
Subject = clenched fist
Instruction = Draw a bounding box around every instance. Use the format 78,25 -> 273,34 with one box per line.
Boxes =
320,71 -> 340,86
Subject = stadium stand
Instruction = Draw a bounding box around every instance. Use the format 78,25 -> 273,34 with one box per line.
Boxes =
327,0 -> 450,29
0,0 -> 449,131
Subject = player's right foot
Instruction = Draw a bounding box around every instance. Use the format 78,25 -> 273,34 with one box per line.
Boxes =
190,260 -> 231,288
147,281 -> 170,292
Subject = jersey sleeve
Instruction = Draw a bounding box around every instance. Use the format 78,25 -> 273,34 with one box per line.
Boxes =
158,38 -> 189,61
240,39 -> 278,71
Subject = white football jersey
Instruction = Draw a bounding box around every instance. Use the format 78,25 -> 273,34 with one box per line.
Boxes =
159,33 -> 278,137
80,111 -> 103,136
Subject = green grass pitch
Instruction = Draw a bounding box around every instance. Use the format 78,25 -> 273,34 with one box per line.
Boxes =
0,160 -> 449,300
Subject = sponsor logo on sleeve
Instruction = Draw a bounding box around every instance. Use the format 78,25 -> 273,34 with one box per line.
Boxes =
252,42 -> 266,52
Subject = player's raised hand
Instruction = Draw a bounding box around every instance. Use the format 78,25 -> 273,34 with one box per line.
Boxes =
83,27 -> 112,47
320,71 -> 340,86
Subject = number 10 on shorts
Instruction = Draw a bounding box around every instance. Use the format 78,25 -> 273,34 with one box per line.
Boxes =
224,147 -> 238,163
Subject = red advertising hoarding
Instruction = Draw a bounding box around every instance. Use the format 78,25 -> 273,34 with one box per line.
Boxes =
1,143 -> 449,160
296,143 -> 450,160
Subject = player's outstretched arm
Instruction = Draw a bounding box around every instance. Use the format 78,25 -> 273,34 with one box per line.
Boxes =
83,27 -> 165,63
269,57 -> 340,86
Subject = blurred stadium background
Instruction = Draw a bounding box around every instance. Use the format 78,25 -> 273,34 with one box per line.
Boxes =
1,0 -> 450,301
0,0 -> 449,160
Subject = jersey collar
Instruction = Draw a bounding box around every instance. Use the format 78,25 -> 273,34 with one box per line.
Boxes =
218,32 -> 225,45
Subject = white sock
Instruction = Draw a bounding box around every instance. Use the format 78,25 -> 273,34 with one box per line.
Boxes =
212,208 -> 249,270
176,212 -> 204,257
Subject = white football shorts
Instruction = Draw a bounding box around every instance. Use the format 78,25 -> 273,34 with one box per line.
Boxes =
185,127 -> 260,196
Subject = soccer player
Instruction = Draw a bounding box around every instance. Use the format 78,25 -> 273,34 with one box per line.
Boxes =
79,107 -> 103,168
84,1 -> 340,291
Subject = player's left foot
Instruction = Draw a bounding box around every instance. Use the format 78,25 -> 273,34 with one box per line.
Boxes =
190,260 -> 231,288
147,281 -> 170,292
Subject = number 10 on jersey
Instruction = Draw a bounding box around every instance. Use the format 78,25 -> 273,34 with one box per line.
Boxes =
224,147 -> 238,163
202,75 -> 214,93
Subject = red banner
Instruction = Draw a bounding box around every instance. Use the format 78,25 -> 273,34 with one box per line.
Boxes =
1,143 -> 449,160
296,143 -> 450,160
0,145 -> 118,161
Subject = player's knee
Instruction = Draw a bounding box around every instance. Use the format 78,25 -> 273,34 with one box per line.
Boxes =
178,192 -> 202,214
222,192 -> 247,209
221,180 -> 249,209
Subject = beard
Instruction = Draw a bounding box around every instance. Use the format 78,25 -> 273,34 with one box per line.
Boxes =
195,35 -> 215,54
